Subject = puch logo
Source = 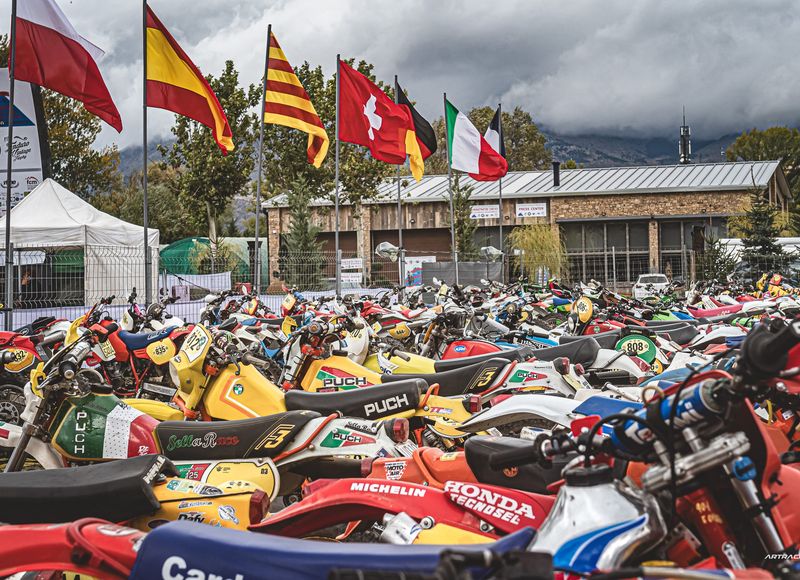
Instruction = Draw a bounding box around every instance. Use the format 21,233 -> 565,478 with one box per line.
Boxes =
471,367 -> 498,390
73,410 -> 90,455
255,423 -> 295,449
444,481 -> 536,525
161,555 -> 244,580
322,376 -> 367,388
364,393 -> 410,417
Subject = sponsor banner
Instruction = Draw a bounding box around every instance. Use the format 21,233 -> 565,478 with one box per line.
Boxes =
0,69 -> 47,213
469,204 -> 500,220
340,258 -> 363,270
515,202 -> 547,218
404,255 -> 436,286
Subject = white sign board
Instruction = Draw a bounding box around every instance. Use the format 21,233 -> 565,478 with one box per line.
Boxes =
469,204 -> 500,220
515,202 -> 547,218
405,255 -> 436,286
341,271 -> 363,286
0,69 -> 46,213
341,258 -> 363,270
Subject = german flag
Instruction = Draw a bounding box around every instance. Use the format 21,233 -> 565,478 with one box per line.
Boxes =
264,32 -> 329,168
395,80 -> 437,160
145,6 -> 233,154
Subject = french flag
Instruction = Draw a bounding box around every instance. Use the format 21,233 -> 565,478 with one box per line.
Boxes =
13,0 -> 122,132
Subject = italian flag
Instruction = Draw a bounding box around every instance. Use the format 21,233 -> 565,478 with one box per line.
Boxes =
445,98 -> 508,181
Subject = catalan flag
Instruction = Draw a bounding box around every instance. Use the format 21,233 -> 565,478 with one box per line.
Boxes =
264,32 -> 329,168
145,6 -> 233,154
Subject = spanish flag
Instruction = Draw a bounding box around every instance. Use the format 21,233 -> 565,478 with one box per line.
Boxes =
263,32 -> 329,167
145,6 -> 233,154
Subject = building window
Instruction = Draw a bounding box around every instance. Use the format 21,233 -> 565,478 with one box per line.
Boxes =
561,221 -> 649,284
659,218 -> 727,280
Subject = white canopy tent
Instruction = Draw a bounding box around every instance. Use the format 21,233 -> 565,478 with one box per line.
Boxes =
0,179 -> 159,304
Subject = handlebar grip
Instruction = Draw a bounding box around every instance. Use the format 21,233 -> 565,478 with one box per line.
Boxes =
59,341 -> 91,379
39,331 -> 66,347
394,350 -> 411,362
0,350 -> 16,364
241,353 -> 266,367
740,319 -> 800,378
488,440 -> 542,470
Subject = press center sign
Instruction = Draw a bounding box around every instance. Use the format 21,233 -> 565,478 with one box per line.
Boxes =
515,202 -> 547,218
469,205 -> 500,220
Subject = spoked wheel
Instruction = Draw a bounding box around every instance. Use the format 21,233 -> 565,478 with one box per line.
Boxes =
0,385 -> 25,426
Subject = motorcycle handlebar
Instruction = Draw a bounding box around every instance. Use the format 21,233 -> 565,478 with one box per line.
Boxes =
38,331 -> 66,348
0,350 -> 16,364
739,319 -> 800,380
488,435 -> 549,470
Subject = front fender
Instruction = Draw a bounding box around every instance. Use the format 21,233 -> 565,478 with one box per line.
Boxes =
0,422 -> 63,469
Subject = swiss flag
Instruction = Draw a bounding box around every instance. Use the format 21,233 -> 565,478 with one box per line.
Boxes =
338,61 -> 411,165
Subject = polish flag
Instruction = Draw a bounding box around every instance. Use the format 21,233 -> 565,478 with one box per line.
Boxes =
13,0 -> 122,131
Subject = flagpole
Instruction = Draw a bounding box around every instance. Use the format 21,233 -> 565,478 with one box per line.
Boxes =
253,25 -> 271,295
334,54 -> 341,298
394,75 -> 404,288
4,0 -> 17,331
142,0 -> 152,305
443,93 -> 459,285
497,102 -> 504,282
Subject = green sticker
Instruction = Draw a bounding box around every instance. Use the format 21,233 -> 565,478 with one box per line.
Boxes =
615,335 -> 657,363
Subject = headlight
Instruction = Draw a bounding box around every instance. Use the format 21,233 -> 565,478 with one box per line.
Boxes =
169,360 -> 180,387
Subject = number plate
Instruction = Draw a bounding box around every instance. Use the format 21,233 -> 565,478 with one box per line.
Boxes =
99,340 -> 116,360
393,440 -> 418,457
182,326 -> 209,362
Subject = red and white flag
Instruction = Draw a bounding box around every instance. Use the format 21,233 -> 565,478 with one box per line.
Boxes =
13,0 -> 122,131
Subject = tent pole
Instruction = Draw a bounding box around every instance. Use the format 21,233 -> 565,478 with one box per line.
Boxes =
4,0 -> 18,331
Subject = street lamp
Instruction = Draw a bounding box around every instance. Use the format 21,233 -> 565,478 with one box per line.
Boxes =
375,241 -> 406,289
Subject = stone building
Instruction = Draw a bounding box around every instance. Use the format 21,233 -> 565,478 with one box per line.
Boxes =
263,160 -> 790,287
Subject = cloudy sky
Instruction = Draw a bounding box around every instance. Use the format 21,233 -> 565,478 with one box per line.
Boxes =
3,0 -> 800,149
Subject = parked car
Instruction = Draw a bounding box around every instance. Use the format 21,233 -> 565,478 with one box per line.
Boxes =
632,273 -> 670,299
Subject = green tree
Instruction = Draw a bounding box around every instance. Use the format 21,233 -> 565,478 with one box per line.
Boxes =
0,34 -> 122,198
425,106 -> 551,175
448,175 -> 478,261
740,188 -> 785,271
727,127 -> 800,200
509,224 -> 566,278
159,60 -> 260,240
696,236 -> 736,282
280,175 -> 325,289
562,159 -> 583,169
91,165 -> 194,243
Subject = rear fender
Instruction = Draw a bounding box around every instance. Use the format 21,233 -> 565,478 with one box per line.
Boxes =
593,349 -> 645,378
458,394 -> 578,433
274,416 -> 411,468
0,422 -> 63,469
249,478 -> 488,537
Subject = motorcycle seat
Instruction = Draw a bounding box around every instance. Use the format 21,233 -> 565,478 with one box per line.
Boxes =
464,435 -> 569,495
118,327 -> 174,350
531,338 -> 601,366
132,520 -> 537,580
655,324 -> 699,345
687,304 -> 742,318
381,357 -> 509,397
284,379 -> 425,420
433,346 -> 533,372
559,332 -> 620,350
0,454 -> 174,524
13,316 -> 57,336
156,411 -> 320,461
644,318 -> 699,327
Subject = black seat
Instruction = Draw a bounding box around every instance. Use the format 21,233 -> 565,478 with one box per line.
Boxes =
531,338 -> 600,366
155,411 -> 319,461
464,436 -> 570,494
285,378 -> 424,420
560,331 -> 620,350
433,346 -> 533,372
218,318 -> 238,331
644,318 -> 700,328
14,316 -> 57,336
657,324 -> 699,345
0,454 -> 175,524
381,357 -> 509,396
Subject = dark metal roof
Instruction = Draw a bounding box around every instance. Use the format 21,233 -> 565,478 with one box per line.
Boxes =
264,160 -> 787,208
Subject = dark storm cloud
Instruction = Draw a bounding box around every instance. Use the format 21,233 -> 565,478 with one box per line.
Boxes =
2,0 -> 798,147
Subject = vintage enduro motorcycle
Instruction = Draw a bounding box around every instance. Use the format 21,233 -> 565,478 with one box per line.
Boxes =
0,322 -> 414,499
0,453 -> 268,532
